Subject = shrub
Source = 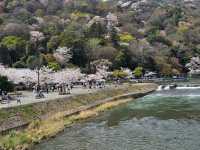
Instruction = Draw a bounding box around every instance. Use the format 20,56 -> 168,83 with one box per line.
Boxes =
119,33 -> 135,43
48,62 -> 61,71
112,70 -> 128,79
133,67 -> 143,78
0,76 -> 14,92
113,51 -> 126,69
1,36 -> 27,63
1,131 -> 30,150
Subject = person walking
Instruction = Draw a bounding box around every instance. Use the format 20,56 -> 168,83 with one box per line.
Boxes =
67,84 -> 71,94
17,98 -> 21,104
44,83 -> 49,94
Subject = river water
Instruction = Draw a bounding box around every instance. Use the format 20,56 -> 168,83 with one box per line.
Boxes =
35,88 -> 200,150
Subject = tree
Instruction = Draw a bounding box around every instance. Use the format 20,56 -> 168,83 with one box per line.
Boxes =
30,31 -> 45,53
86,38 -> 102,62
25,0 -> 43,13
35,9 -> 45,17
0,17 -> 3,25
4,0 -> 23,11
47,36 -> 60,52
46,0 -> 63,14
0,76 -> 14,92
186,56 -> 200,76
30,31 -> 45,43
90,59 -> 112,77
13,8 -> 34,23
3,23 -> 30,39
26,55 -> 47,69
119,33 -> 135,43
1,36 -> 26,50
0,46 -> 12,65
93,46 -> 118,61
53,47 -> 72,67
113,51 -> 126,69
86,22 -> 106,38
1,36 -> 26,64
59,22 -> 87,67
160,64 -> 173,76
0,64 -> 84,85
48,62 -> 61,71
71,43 -> 88,67
87,38 -> 102,51
110,27 -> 119,47
43,54 -> 56,63
112,70 -> 128,79
133,67 -> 143,78
128,39 -> 155,69
154,55 -> 173,76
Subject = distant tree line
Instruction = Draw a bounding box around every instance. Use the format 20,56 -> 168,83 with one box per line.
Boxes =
0,0 -> 199,76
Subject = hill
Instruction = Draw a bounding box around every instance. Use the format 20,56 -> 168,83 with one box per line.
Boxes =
0,0 -> 200,75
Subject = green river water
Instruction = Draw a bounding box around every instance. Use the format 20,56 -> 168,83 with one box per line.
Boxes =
34,87 -> 200,150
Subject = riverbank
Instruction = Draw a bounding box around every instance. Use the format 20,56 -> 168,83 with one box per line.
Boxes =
0,83 -> 157,150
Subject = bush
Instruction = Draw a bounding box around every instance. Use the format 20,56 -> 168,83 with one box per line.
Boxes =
1,36 -> 26,50
133,67 -> 143,78
112,70 -> 128,79
1,36 -> 27,63
0,76 -> 14,92
113,51 -> 126,69
1,131 -> 31,150
48,62 -> 61,71
119,33 -> 135,43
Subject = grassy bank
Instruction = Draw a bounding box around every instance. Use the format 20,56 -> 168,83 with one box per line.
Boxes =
0,83 -> 157,150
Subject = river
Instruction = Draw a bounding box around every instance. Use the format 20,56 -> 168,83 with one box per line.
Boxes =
34,87 -> 200,150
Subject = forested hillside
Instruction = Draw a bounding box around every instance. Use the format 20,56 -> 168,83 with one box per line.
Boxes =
0,0 -> 199,75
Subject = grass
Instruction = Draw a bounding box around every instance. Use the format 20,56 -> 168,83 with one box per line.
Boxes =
0,83 -> 157,150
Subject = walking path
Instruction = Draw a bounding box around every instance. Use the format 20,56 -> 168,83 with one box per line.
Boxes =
0,86 -> 111,109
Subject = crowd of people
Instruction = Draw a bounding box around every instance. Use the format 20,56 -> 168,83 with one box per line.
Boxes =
83,80 -> 106,89
0,89 -> 21,104
0,79 -> 107,105
33,82 -> 74,98
31,79 -> 106,100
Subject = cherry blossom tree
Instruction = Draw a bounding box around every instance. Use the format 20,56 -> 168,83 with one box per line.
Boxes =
30,31 -> 45,42
0,64 -> 37,84
0,64 -> 84,85
30,31 -> 45,53
186,56 -> 200,75
96,59 -> 111,78
88,59 -> 112,80
53,47 -> 72,66
51,68 -> 84,83
122,68 -> 133,78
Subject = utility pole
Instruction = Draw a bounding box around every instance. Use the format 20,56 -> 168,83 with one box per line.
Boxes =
36,67 -> 41,93
37,67 -> 40,86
